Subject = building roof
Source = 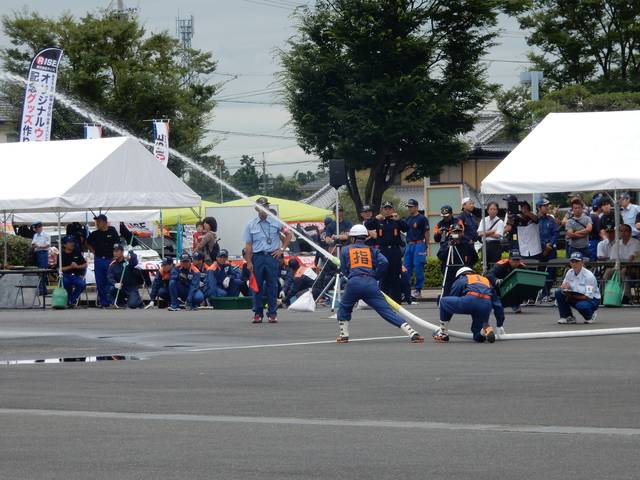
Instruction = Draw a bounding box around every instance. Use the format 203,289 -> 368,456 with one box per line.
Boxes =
298,174 -> 329,193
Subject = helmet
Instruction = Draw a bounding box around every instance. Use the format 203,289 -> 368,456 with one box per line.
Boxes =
349,224 -> 368,237
455,267 -> 474,277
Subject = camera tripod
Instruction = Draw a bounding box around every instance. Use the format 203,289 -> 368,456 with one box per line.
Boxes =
439,243 -> 466,300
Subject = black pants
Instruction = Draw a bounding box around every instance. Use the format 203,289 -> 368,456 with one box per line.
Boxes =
483,241 -> 503,266
437,245 -> 465,296
380,245 -> 402,303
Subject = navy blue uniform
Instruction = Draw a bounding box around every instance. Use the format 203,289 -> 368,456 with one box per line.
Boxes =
169,263 -> 204,309
150,267 -> 172,303
337,241 -> 406,329
538,214 -> 559,296
403,213 -> 429,291
458,211 -> 479,267
87,226 -> 120,306
206,261 -> 242,298
107,253 -> 143,308
439,273 -> 497,342
376,216 -> 407,302
61,250 -> 87,306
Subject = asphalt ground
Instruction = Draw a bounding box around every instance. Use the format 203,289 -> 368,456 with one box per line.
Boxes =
1,303 -> 639,479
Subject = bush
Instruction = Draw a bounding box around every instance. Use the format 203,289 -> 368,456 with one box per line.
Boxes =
0,235 -> 33,267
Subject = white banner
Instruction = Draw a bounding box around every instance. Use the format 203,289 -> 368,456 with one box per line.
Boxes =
19,47 -> 64,142
83,125 -> 102,139
152,121 -> 170,167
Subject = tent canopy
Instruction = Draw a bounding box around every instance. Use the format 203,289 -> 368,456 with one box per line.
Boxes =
222,195 -> 332,222
0,136 -> 201,213
162,200 -> 220,225
481,110 -> 640,194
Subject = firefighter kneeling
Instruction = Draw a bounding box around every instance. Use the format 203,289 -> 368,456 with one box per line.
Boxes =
435,267 -> 497,343
336,225 -> 424,344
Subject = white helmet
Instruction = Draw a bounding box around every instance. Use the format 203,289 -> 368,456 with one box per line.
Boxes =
456,267 -> 474,277
349,224 -> 368,237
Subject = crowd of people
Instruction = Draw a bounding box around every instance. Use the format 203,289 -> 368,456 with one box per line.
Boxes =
17,190 -> 640,342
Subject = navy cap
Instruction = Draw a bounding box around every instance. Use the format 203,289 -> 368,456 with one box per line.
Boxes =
161,257 -> 174,266
32,221 -> 43,227
287,258 -> 300,269
569,252 -> 584,262
360,205 -> 372,213
113,243 -> 124,252
536,198 -> 550,208
180,253 -> 192,262
62,235 -> 75,244
94,214 -> 108,222
440,205 -> 453,216
192,252 -> 204,261
382,201 -> 393,208
218,249 -> 229,258
255,196 -> 270,206
407,199 -> 419,207
508,249 -> 522,260
503,195 -> 518,203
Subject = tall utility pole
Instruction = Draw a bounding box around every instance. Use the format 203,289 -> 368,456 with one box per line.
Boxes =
261,152 -> 267,195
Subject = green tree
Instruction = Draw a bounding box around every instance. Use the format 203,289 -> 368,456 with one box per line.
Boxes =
518,1 -> 640,90
186,155 -> 230,202
1,9 -> 217,177
280,0 -> 512,213
230,155 -> 261,196
270,174 -> 303,200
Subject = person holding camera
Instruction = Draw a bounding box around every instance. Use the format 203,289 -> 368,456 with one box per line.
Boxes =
504,197 -> 541,260
458,198 -> 479,267
433,205 -> 466,296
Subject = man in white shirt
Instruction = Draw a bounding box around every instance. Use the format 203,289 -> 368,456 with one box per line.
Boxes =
603,224 -> 640,301
477,201 -> 504,265
619,192 -> 640,237
597,227 -> 615,260
31,221 -> 50,295
556,252 -> 600,324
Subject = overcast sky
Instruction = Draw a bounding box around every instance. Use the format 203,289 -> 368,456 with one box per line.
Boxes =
0,0 -> 532,175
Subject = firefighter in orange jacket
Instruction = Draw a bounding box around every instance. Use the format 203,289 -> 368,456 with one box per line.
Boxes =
282,258 -> 315,306
435,267 -> 497,343
147,257 -> 174,307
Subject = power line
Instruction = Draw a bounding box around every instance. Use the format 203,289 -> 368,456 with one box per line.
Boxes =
209,129 -> 296,139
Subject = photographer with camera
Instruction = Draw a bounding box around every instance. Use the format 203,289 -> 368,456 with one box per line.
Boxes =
503,196 -> 541,260
433,205 -> 466,296
458,197 -> 480,267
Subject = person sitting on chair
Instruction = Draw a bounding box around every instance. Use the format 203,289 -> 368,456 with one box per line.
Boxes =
206,249 -> 242,298
60,235 -> 87,308
107,244 -> 143,309
148,257 -> 173,308
168,253 -> 204,311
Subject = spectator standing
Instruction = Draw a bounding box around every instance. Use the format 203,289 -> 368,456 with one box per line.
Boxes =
537,198 -> 558,299
243,197 -> 293,324
359,205 -> 378,247
60,235 -> 87,307
565,198 -> 593,258
619,192 -> 640,237
588,197 -> 602,260
477,201 -> 504,265
87,214 -> 120,307
556,252 -> 600,324
458,197 -> 479,267
31,221 -> 50,295
599,198 -> 617,236
323,205 -> 353,247
403,198 -> 430,298
196,217 -> 219,265
375,200 -> 407,303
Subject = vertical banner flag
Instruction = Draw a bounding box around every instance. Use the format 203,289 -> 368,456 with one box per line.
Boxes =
83,125 -> 103,139
19,47 -> 64,142
152,120 -> 170,167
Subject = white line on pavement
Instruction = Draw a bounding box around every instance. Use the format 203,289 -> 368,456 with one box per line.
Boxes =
188,335 -> 406,352
0,408 -> 637,436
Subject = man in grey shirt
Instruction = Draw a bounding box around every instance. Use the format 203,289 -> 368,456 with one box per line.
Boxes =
566,198 -> 592,259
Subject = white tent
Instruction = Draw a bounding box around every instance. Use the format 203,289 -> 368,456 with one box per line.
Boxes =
0,136 -> 200,212
481,110 -> 640,194
10,209 -> 160,225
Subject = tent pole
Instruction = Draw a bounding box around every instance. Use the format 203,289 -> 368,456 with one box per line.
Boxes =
2,210 -> 7,268
160,210 -> 164,260
481,194 -> 487,274
57,210 -> 63,278
614,190 -> 620,273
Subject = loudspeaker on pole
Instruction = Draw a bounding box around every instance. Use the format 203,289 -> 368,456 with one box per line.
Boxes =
329,159 -> 347,189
